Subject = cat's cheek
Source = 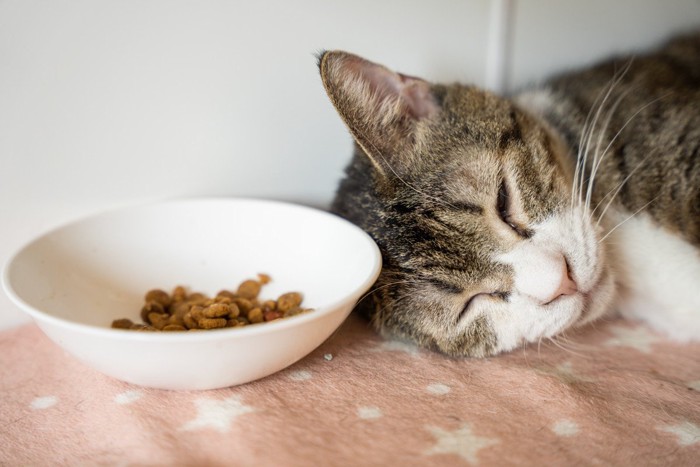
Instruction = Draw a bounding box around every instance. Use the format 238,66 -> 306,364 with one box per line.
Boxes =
488,295 -> 585,352
575,264 -> 617,327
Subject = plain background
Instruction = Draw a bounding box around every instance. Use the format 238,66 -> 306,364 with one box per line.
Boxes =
2,0 -> 700,330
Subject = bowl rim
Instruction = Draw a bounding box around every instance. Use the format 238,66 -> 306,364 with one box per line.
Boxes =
1,197 -> 382,341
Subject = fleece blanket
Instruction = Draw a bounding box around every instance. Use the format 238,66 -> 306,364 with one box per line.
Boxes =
1,313 -> 699,466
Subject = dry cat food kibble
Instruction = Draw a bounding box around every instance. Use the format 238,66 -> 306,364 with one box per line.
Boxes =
111,274 -> 312,332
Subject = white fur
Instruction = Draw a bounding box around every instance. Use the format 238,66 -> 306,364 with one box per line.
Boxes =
484,208 -> 617,353
515,89 -> 556,118
606,210 -> 700,341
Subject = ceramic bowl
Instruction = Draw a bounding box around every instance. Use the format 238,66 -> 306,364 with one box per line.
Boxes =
2,198 -> 381,390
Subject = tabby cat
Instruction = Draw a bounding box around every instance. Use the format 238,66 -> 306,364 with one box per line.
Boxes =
318,32 -> 700,356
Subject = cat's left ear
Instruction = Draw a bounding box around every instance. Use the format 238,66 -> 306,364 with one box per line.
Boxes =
319,50 -> 440,178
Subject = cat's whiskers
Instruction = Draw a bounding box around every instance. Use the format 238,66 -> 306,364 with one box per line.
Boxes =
585,87 -> 634,214
551,333 -> 597,352
370,292 -> 416,334
598,195 -> 660,243
571,68 -> 616,211
575,60 -> 632,211
546,335 -> 589,358
569,60 -> 633,226
358,279 -> 419,306
537,336 -> 544,359
592,92 -> 672,225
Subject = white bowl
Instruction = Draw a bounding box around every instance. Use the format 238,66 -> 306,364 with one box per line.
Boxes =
2,198 -> 381,390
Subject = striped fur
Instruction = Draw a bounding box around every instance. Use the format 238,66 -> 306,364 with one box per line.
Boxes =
319,32 -> 700,356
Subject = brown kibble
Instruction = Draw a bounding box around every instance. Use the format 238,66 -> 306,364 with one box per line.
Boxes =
171,301 -> 191,320
214,295 -> 232,305
263,310 -> 282,322
204,303 -> 230,318
247,307 -> 263,324
232,298 -> 253,314
258,273 -> 271,285
198,317 -> 227,329
172,285 -> 187,301
168,313 -> 184,326
148,312 -> 168,330
188,292 -> 206,302
277,292 -> 303,312
216,290 -> 236,300
227,303 -> 240,318
115,275 -> 313,332
284,306 -> 304,317
190,305 -> 204,321
112,318 -> 134,329
141,300 -> 165,323
183,313 -> 199,329
237,279 -> 261,299
145,289 -> 171,308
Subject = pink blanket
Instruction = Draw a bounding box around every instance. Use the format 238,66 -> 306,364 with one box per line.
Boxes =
1,314 -> 699,465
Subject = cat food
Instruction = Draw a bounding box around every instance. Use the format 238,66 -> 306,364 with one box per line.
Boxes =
111,274 -> 313,332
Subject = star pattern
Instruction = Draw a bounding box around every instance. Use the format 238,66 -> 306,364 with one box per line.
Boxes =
288,370 -> 313,381
30,396 -> 57,410
114,390 -> 143,405
371,340 -> 420,355
552,419 -> 580,437
357,406 -> 383,419
604,325 -> 661,353
658,421 -> 700,446
536,360 -> 595,384
426,383 -> 451,395
424,423 -> 499,464
686,380 -> 700,391
180,395 -> 256,433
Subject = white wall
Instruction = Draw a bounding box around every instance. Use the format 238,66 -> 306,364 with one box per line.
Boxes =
1,0 -> 699,329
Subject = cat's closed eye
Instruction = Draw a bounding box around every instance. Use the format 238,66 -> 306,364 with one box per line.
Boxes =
459,291 -> 510,323
497,179 -> 531,238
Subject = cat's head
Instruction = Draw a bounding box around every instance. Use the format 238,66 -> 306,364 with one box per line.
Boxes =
319,51 -> 616,357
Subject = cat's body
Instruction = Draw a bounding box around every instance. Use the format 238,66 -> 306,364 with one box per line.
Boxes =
319,32 -> 700,356
517,35 -> 700,342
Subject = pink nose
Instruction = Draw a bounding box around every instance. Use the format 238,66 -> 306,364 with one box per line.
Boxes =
546,260 -> 578,304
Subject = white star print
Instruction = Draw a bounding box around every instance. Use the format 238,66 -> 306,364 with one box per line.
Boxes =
686,380 -> 700,391
114,390 -> 143,405
180,395 -> 256,433
371,340 -> 420,355
357,406 -> 383,419
288,370 -> 313,381
426,383 -> 451,395
552,419 -> 580,437
658,421 -> 700,446
30,396 -> 57,410
604,325 -> 661,353
424,423 -> 499,464
536,361 -> 595,384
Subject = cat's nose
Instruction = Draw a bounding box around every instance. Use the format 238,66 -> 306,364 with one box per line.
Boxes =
514,250 -> 579,305
551,261 -> 578,301
543,258 -> 578,304
499,245 -> 580,306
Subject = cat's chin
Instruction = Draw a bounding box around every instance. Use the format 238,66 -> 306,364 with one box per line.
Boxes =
573,264 -> 616,328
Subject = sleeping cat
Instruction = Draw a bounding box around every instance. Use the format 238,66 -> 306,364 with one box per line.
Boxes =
318,32 -> 700,356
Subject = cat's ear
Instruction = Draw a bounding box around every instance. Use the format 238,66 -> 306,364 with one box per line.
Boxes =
319,50 -> 440,177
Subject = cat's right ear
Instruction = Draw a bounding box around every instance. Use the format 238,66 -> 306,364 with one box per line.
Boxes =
318,50 -> 440,178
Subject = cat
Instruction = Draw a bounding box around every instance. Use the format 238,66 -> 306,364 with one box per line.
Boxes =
318,31 -> 700,357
